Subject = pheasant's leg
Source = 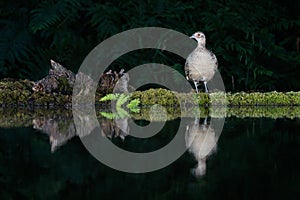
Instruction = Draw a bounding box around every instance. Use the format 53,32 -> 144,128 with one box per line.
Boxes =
203,116 -> 208,125
204,81 -> 208,93
194,117 -> 199,125
194,81 -> 199,93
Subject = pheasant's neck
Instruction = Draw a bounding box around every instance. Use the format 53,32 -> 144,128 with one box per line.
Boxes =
195,45 -> 205,51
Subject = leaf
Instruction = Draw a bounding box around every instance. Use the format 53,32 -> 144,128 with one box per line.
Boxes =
29,0 -> 82,33
0,20 -> 32,75
127,99 -> 140,113
116,94 -> 130,108
100,93 -> 120,102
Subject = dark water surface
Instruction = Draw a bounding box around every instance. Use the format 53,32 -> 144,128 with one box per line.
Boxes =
0,117 -> 299,199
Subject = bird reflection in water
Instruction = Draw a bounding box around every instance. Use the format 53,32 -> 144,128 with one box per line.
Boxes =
33,113 -> 218,177
185,116 -> 217,177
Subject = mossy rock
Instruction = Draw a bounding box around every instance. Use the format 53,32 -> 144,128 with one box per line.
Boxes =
226,91 -> 300,106
131,89 -> 300,107
0,78 -> 73,107
131,88 -> 210,107
130,106 -> 300,121
1,79 -> 300,108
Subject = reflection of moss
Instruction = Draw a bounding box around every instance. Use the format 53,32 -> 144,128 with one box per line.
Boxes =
0,108 -> 73,128
1,106 -> 300,128
0,108 -> 33,128
226,106 -> 300,119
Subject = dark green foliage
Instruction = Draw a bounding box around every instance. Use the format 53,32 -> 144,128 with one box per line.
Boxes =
0,0 -> 299,91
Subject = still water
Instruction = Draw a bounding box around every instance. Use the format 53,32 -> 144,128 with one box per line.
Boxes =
0,108 -> 299,199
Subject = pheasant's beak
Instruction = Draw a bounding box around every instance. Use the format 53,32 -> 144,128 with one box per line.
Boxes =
190,35 -> 197,42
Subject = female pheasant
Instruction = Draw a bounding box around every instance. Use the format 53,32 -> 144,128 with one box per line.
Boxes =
185,32 -> 218,93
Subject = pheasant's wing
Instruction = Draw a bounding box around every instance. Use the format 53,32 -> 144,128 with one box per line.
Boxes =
208,50 -> 218,70
184,60 -> 190,80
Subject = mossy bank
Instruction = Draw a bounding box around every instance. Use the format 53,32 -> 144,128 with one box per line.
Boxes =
1,79 -> 300,107
130,88 -> 300,106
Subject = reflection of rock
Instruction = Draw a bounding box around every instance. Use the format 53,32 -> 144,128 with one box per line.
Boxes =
33,117 -> 76,152
100,118 -> 129,140
185,117 -> 217,177
72,107 -> 99,138
72,105 -> 129,140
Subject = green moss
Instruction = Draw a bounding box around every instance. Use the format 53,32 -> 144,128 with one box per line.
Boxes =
1,79 -> 300,108
131,89 -> 209,107
131,89 -> 300,107
131,88 -> 180,106
226,91 -> 300,106
0,79 -> 73,107
130,106 -> 300,121
57,76 -> 73,94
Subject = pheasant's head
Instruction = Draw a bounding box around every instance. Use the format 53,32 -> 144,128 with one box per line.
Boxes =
190,32 -> 206,47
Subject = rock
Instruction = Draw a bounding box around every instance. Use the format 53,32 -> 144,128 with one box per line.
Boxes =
98,69 -> 129,94
33,60 -> 129,96
32,60 -> 75,94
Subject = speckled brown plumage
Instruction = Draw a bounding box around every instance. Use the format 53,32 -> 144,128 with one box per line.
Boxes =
185,32 -> 218,93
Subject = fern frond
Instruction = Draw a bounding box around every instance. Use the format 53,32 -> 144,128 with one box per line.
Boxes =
100,93 -> 120,102
0,20 -> 31,74
116,107 -> 130,118
29,0 -> 82,33
116,94 -> 130,108
127,99 -> 140,113
100,112 -> 119,120
29,1 -> 62,33
87,2 -> 123,39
